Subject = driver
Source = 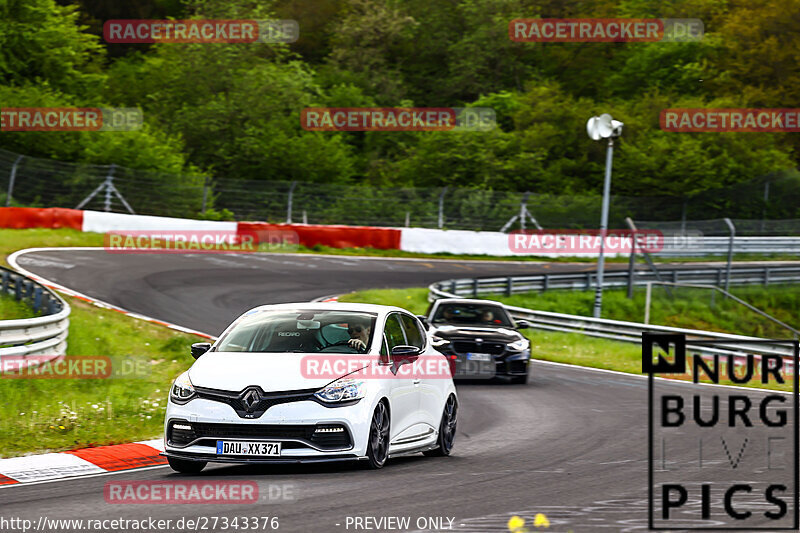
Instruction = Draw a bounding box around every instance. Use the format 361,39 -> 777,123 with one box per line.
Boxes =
481,309 -> 495,323
347,319 -> 371,351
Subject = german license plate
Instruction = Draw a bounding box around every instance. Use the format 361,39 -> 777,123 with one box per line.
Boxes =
216,440 -> 281,456
467,352 -> 492,362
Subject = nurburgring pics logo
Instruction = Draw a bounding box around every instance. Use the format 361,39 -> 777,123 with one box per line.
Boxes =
645,333 -> 799,530
103,19 -> 298,43
661,109 -> 800,132
300,107 -> 496,132
509,18 -> 703,42
1,108 -> 143,131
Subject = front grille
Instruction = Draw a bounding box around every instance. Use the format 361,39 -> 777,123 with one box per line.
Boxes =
194,386 -> 318,419
452,341 -> 505,355
169,421 -> 352,450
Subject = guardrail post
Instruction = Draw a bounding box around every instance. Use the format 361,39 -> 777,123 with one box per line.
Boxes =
438,187 -> 448,229
673,270 -> 679,284
764,267 -> 770,286
33,287 -> 42,312
14,276 -> 22,300
506,277 -> 513,296
450,280 -> 456,294
286,181 -> 297,224
723,217 -> 736,294
586,272 -> 592,291
473,279 -> 479,297
5,155 -> 23,207
1,270 -> 8,293
543,274 -> 549,292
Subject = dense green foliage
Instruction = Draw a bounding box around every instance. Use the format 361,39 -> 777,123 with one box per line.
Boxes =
3,0 -> 799,205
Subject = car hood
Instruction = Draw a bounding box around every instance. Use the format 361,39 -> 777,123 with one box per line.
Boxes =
428,325 -> 523,343
188,351 -> 366,392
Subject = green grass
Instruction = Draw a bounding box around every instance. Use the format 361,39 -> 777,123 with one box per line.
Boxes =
0,228 -> 103,267
340,286 -> 796,393
495,284 -> 800,339
0,293 -> 38,320
0,297 -> 201,457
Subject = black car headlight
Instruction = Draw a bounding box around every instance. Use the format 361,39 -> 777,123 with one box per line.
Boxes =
507,339 -> 528,352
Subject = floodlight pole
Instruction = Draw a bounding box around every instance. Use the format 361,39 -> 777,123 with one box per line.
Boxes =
593,137 -> 614,318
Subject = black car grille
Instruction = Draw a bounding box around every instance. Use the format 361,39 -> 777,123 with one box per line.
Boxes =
194,386 -> 318,419
452,341 -> 505,355
168,421 -> 352,450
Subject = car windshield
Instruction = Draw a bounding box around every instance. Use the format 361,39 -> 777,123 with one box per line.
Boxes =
431,303 -> 513,327
215,309 -> 378,353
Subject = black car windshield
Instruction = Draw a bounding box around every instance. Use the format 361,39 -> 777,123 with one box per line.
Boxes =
431,303 -> 513,327
215,309 -> 378,353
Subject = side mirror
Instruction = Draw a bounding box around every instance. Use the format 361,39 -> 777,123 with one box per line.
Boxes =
416,315 -> 429,330
191,342 -> 212,359
515,320 -> 531,330
391,345 -> 420,367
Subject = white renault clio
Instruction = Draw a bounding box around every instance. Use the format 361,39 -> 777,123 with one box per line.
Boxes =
163,303 -> 458,472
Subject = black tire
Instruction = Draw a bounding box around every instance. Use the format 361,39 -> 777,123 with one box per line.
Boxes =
510,373 -> 529,385
167,455 -> 207,474
423,394 -> 457,457
364,401 -> 390,469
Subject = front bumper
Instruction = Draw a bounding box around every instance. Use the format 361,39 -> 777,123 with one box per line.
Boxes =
164,396 -> 374,461
450,350 -> 530,380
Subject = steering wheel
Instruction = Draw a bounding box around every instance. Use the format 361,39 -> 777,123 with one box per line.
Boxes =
319,340 -> 363,353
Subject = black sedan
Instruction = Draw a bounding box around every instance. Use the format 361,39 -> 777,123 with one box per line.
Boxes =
419,298 -> 531,384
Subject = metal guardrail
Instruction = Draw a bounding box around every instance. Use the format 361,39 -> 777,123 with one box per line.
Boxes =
428,268 -> 799,358
656,236 -> 800,257
435,265 -> 800,297
0,266 -> 70,357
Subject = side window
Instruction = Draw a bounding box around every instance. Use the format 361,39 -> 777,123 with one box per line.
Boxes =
399,314 -> 424,349
383,314 -> 406,351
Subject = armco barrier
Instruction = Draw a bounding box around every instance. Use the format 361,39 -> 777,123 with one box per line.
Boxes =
239,222 -> 402,250
0,266 -> 70,358
0,207 -> 83,230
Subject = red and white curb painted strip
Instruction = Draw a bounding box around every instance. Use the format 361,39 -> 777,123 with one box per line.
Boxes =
7,248 -> 215,340
0,439 -> 165,486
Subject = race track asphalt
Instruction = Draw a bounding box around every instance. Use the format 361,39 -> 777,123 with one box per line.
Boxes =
4,249 -> 795,532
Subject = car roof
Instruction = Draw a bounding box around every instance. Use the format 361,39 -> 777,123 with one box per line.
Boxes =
434,298 -> 506,308
241,301 -> 411,316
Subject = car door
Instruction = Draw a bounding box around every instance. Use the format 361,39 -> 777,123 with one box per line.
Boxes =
398,313 -> 443,431
382,313 -> 420,443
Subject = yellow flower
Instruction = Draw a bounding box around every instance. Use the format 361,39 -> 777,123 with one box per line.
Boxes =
508,516 -> 525,532
58,425 -> 65,430
534,513 -> 550,528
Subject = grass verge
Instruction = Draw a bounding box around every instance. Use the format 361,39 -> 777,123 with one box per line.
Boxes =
0,297 -> 201,458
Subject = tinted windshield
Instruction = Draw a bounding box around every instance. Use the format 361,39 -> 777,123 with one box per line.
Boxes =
431,303 -> 512,327
216,310 -> 378,353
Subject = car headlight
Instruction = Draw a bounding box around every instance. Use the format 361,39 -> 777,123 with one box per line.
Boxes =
431,335 -> 450,348
314,378 -> 365,403
508,339 -> 529,352
170,371 -> 195,404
